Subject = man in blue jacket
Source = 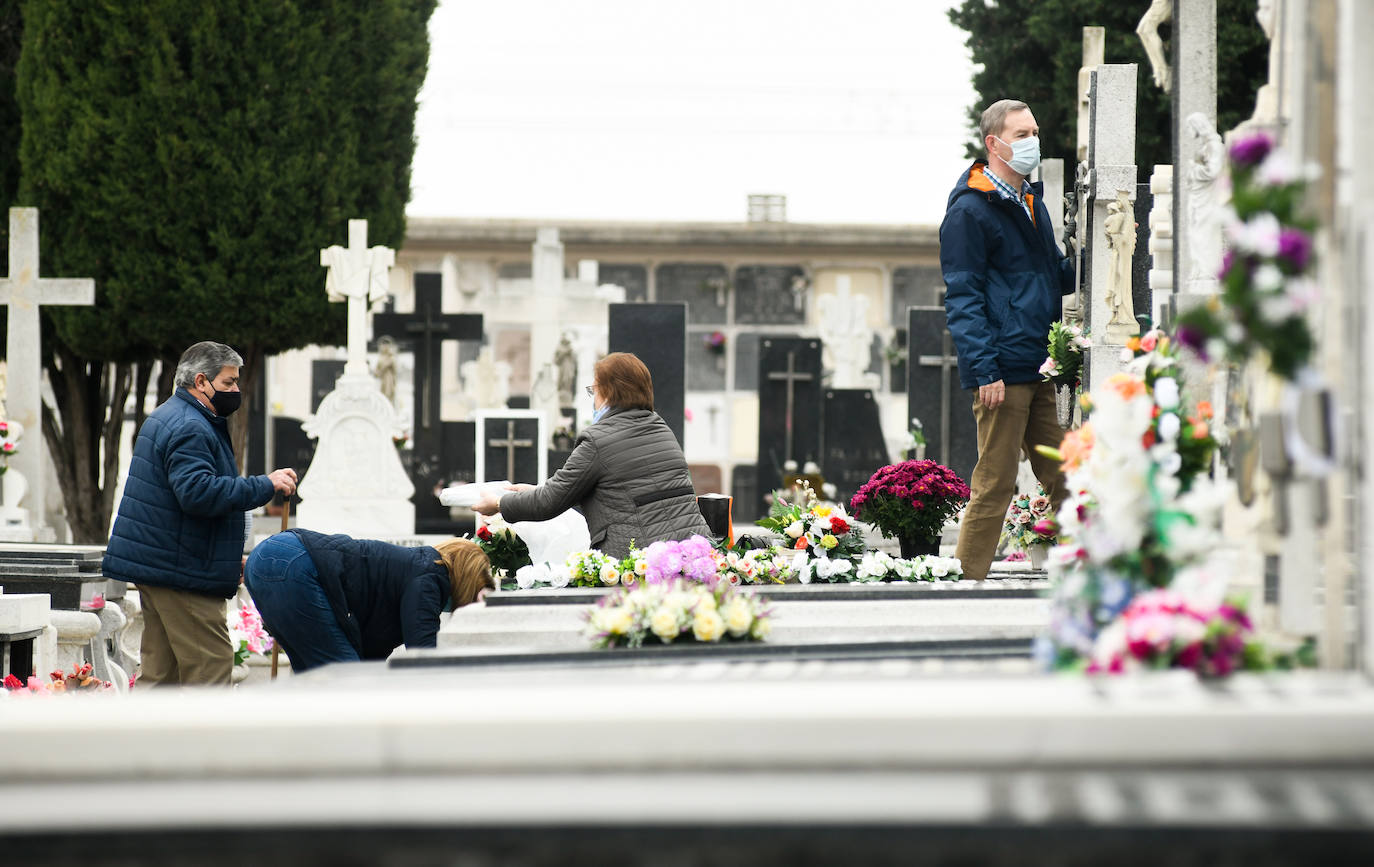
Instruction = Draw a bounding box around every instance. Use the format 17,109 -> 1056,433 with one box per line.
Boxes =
940,99 -> 1075,581
104,342 -> 297,686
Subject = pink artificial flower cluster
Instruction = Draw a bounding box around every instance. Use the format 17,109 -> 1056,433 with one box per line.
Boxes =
233,599 -> 275,654
3,663 -> 114,694
1088,590 -> 1254,677
641,535 -> 720,585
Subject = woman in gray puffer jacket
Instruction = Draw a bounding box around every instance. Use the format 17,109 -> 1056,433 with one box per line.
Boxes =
473,352 -> 709,558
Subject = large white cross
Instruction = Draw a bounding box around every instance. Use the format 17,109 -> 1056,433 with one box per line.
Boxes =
0,208 -> 96,533
320,219 -> 395,378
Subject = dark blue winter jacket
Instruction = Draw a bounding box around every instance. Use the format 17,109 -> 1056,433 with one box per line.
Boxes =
287,529 -> 451,658
103,388 -> 274,598
940,161 -> 1076,389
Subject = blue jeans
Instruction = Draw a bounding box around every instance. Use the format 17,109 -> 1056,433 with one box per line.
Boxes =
244,533 -> 360,672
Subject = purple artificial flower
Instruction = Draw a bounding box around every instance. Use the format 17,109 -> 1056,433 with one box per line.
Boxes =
1277,228 -> 1312,272
1229,132 -> 1274,168
1173,324 -> 1208,359
1219,248 -> 1237,280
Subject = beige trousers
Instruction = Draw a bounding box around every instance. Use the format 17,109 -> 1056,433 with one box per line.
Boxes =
135,583 -> 233,687
954,381 -> 1067,581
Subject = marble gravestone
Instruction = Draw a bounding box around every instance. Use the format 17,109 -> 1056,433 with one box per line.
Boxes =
607,302 -> 687,446
821,389 -> 889,508
756,337 -> 822,510
474,411 -> 546,487
907,307 -> 978,486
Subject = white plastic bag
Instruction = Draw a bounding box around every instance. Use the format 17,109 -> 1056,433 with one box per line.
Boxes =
510,509 -> 591,566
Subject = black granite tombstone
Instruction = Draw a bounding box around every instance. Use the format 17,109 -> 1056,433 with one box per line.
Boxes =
821,389 -> 890,507
907,306 -> 978,485
730,463 -> 758,524
479,416 -> 541,485
1132,181 -> 1153,324
598,264 -> 648,303
756,337 -> 822,512
887,329 -> 908,393
653,263 -> 728,324
608,302 -> 686,445
272,417 -> 318,481
413,421 -> 477,536
310,360 -> 346,414
890,266 -> 945,325
734,265 -> 807,326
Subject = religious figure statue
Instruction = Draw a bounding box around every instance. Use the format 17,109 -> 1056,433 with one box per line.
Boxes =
816,278 -> 876,389
460,346 -> 512,411
1184,112 -> 1227,287
373,336 -> 398,406
1103,191 -> 1137,327
1136,0 -> 1172,93
553,333 -> 577,406
1239,0 -> 1282,131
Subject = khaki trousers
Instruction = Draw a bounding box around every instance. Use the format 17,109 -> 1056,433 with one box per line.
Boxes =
135,583 -> 233,687
954,381 -> 1067,581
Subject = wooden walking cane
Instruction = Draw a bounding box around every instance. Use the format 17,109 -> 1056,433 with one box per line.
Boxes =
270,495 -> 289,679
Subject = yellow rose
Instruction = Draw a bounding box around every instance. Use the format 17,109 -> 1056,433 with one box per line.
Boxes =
692,608 -> 726,642
722,600 -> 752,637
813,505 -> 832,518
820,533 -> 838,549
751,617 -> 772,640
650,608 -> 680,642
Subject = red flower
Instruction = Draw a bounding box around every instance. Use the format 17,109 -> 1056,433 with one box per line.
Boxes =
476,526 -> 492,541
793,536 -> 808,550
829,516 -> 850,535
2,674 -> 22,690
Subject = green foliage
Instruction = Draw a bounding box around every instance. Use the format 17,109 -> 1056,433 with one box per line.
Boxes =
947,0 -> 1269,172
16,0 -> 435,362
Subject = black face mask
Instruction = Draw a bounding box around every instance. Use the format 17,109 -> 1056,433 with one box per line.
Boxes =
203,383 -> 242,417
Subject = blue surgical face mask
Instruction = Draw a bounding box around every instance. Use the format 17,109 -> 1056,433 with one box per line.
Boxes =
592,406 -> 608,423
994,134 -> 1041,175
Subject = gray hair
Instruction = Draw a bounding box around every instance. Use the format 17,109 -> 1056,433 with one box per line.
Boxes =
174,341 -> 243,388
980,99 -> 1030,147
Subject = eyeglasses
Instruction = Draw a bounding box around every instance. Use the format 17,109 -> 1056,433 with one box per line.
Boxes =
585,385 -> 595,397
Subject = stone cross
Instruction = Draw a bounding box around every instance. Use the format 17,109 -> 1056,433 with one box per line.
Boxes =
0,208 -> 95,538
1084,64 -> 1141,372
915,330 -> 960,469
766,349 -> 815,466
488,420 -> 534,482
320,219 -> 394,379
1170,0 -> 1218,304
1076,26 -> 1106,163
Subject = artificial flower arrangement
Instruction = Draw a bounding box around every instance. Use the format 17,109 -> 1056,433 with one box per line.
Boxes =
851,550 -> 963,583
848,459 -> 970,548
584,579 -> 772,649
1174,132 -> 1318,381
1086,589 -> 1267,676
1001,486 -> 1059,553
3,663 -> 114,695
516,535 -> 722,590
0,419 -> 15,475
714,546 -> 793,585
1039,321 -> 1091,388
703,330 -> 726,353
229,598 -> 274,667
473,517 -> 532,583
757,482 -> 866,572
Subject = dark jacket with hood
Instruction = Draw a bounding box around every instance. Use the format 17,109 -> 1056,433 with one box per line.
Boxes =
499,407 -> 710,558
103,388 -> 274,598
939,160 -> 1076,390
287,528 -> 451,659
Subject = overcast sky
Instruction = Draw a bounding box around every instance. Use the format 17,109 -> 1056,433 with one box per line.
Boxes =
407,1 -> 977,226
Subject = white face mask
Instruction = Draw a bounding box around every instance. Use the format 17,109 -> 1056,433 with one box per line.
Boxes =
994,134 -> 1041,175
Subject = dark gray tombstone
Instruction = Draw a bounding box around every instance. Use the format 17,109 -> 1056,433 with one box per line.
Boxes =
730,463 -> 758,524
756,337 -> 822,511
908,306 -> 978,485
890,266 -> 945,325
888,329 -> 907,393
687,331 -> 727,391
480,416 -> 541,485
734,265 -> 806,325
414,421 -> 477,535
1132,181 -> 1153,325
608,302 -> 686,445
653,263 -> 728,324
821,389 -> 890,508
598,264 -> 648,303
310,360 -> 346,414
272,417 -> 317,480
732,331 -> 762,390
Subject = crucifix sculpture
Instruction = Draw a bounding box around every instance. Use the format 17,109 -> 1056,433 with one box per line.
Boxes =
767,348 -> 815,466
372,276 -> 482,433
488,419 -> 534,482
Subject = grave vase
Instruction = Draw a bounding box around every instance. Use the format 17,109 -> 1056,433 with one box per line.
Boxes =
1028,546 -> 1049,570
897,535 -> 940,559
1055,383 -> 1076,429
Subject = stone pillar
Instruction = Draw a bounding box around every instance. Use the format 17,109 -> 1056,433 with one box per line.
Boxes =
1171,0 -> 1218,302
529,228 -> 566,389
1076,27 -> 1106,163
1146,164 -> 1174,326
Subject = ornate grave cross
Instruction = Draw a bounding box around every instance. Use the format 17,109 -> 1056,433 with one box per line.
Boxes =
0,208 -> 95,533
916,329 -> 959,468
320,219 -> 394,379
488,420 -> 534,482
767,349 -> 815,466
373,277 -> 482,432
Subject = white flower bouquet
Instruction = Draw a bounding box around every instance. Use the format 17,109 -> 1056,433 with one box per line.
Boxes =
584,580 -> 772,649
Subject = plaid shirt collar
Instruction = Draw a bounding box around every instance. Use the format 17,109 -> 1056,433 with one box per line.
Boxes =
984,165 -> 1032,203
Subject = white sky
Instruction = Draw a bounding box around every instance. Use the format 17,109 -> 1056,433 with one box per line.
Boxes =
408,0 -> 978,226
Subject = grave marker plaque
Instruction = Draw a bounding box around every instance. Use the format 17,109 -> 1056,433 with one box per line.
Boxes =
908,306 -> 978,485
756,337 -> 822,511
734,265 -> 807,325
653,263 -> 727,324
608,302 -> 686,445
475,413 -> 545,486
821,389 -> 890,507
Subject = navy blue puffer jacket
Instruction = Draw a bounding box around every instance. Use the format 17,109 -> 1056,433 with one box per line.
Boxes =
940,161 -> 1076,389
103,388 -> 275,598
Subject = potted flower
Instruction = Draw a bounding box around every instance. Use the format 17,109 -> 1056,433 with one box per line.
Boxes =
849,460 -> 970,558
1001,486 -> 1058,568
